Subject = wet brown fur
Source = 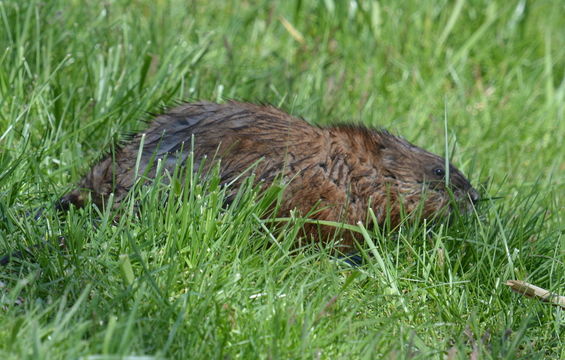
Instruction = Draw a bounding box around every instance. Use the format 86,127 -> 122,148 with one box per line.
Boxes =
60,101 -> 478,250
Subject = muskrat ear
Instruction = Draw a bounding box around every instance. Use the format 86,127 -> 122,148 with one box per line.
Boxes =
381,146 -> 401,166
376,132 -> 407,165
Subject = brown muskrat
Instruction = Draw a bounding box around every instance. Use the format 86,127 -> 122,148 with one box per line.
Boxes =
59,101 -> 479,250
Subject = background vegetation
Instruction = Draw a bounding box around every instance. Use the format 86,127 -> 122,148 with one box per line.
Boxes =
0,0 -> 563,358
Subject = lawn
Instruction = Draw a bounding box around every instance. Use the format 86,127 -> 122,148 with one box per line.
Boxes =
0,0 -> 563,358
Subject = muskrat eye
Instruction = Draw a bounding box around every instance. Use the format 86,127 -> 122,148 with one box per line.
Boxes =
433,168 -> 445,177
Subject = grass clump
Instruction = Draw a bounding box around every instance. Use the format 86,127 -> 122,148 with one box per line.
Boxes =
0,0 -> 563,359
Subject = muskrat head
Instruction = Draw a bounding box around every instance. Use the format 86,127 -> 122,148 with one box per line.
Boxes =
373,132 -> 479,226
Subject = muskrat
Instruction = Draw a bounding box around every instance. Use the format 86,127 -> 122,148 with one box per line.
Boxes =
55,101 -> 478,250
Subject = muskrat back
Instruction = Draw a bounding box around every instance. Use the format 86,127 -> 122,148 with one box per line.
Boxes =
60,101 -> 479,250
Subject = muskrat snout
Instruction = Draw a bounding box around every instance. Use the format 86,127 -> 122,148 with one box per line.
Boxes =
451,186 -> 480,215
468,188 -> 480,205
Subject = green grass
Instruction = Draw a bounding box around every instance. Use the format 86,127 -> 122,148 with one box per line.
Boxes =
0,0 -> 563,358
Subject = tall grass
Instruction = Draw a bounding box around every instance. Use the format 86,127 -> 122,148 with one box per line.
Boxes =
0,0 -> 563,358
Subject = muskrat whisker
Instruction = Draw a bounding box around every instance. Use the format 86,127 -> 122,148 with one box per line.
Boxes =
476,196 -> 505,201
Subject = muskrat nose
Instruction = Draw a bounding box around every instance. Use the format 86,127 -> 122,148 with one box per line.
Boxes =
469,189 -> 480,204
